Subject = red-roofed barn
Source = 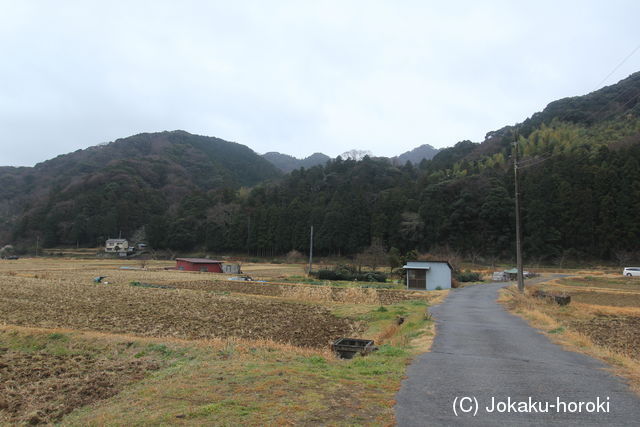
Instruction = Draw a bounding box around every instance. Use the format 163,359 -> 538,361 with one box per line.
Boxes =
175,258 -> 223,273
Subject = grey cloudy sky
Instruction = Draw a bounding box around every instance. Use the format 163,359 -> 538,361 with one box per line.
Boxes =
1,1 -> 639,166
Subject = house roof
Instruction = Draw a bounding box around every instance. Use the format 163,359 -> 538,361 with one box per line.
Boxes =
106,239 -> 127,244
504,268 -> 518,274
176,258 -> 223,264
403,261 -> 453,270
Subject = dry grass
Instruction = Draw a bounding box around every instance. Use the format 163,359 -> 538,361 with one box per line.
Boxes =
240,262 -> 307,278
0,325 -> 336,360
167,279 -> 435,305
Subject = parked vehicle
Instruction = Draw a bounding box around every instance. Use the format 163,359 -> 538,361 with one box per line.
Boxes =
623,267 -> 640,277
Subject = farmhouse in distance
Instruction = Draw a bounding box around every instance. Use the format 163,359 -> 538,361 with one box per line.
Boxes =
104,238 -> 133,256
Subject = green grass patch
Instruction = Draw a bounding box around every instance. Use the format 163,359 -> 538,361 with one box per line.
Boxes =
48,332 -> 68,341
188,400 -> 259,418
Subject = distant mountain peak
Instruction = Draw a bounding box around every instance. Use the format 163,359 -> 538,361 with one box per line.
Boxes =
393,144 -> 440,164
262,151 -> 330,173
340,149 -> 373,161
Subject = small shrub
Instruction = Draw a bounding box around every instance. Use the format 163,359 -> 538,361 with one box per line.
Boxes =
435,286 -> 442,290
315,269 -> 339,280
456,271 -> 482,282
355,271 -> 387,282
285,250 -> 305,263
313,266 -> 386,282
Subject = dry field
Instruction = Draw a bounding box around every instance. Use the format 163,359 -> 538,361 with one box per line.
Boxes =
531,275 -> 640,359
0,257 -> 440,424
0,275 -> 362,347
501,273 -> 640,392
0,328 -> 166,424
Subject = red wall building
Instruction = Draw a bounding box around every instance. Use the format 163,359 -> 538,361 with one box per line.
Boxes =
175,258 -> 223,273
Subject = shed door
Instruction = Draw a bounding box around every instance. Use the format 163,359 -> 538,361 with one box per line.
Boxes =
408,269 -> 427,289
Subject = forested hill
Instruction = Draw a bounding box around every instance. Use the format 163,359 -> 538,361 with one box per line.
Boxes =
4,72 -> 640,263
0,131 -> 281,246
153,71 -> 639,262
443,71 -> 640,166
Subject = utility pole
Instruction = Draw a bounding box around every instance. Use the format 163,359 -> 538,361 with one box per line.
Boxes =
308,225 -> 314,275
246,215 -> 251,255
513,140 -> 525,292
36,236 -> 39,257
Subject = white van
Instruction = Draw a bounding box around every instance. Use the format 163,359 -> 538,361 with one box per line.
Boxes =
623,267 -> 640,277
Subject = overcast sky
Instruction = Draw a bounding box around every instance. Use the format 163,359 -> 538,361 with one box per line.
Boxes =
1,1 -> 639,166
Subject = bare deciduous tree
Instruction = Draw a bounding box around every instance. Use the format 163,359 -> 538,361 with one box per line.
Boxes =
355,238 -> 387,272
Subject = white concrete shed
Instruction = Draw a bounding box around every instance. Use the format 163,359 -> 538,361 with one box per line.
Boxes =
403,261 -> 452,290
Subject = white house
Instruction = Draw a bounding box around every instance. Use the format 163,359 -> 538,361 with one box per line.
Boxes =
403,261 -> 452,290
105,238 -> 130,253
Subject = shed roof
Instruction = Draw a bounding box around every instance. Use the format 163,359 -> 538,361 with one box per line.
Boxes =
106,238 -> 127,244
403,261 -> 453,270
176,258 -> 223,264
504,268 -> 518,274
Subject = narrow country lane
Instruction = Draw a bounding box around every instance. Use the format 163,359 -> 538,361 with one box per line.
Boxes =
395,280 -> 640,426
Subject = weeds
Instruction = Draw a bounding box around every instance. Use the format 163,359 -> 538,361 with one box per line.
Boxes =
48,332 -> 67,341
217,341 -> 236,360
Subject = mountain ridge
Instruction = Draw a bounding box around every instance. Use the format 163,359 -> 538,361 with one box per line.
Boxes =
1,72 -> 639,260
0,130 -> 281,244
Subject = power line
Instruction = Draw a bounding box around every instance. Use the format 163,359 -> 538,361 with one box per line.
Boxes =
596,91 -> 640,122
594,42 -> 640,90
513,45 -> 640,167
519,154 -> 553,169
514,42 -> 640,136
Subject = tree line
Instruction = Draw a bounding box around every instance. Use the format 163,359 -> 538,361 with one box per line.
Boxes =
11,119 -> 640,264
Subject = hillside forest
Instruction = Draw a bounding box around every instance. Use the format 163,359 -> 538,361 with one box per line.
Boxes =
2,72 -> 640,264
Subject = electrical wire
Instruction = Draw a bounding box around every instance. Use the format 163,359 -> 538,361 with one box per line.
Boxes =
509,44 -> 640,169
594,43 -> 640,90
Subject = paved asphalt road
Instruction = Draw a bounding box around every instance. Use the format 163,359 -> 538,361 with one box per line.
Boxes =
395,280 -> 640,426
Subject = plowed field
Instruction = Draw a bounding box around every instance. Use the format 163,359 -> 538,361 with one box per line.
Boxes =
0,276 -> 361,348
571,315 -> 640,359
0,346 -> 160,425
